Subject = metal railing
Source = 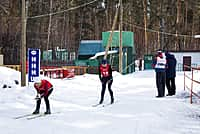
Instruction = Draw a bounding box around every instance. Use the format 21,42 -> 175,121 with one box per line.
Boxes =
183,65 -> 200,104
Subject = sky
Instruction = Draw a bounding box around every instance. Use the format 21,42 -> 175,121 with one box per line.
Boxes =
0,66 -> 200,134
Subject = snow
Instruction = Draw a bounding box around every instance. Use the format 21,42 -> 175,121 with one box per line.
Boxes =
1,66 -> 200,134
194,35 -> 200,38
89,50 -> 118,59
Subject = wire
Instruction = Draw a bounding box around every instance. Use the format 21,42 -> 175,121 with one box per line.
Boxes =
28,0 -> 100,19
123,21 -> 196,38
27,0 -> 198,39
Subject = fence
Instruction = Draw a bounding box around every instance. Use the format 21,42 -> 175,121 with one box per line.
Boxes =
177,63 -> 198,71
1,65 -> 88,77
40,68 -> 75,79
1,65 -> 21,72
40,66 -> 87,78
183,65 -> 200,104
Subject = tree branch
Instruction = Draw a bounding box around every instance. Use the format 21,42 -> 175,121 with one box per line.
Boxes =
0,4 -> 9,15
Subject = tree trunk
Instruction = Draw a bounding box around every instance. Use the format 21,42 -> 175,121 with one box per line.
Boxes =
47,0 -> 53,51
143,0 -> 148,54
175,0 -> 181,50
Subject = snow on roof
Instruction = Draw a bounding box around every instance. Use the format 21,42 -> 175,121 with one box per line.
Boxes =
89,50 -> 118,59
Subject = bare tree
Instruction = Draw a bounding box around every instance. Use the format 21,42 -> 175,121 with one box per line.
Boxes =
0,0 -> 9,15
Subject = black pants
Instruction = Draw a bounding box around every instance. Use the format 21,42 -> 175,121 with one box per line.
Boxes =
35,88 -> 53,112
99,78 -> 114,104
166,77 -> 176,95
156,72 -> 166,97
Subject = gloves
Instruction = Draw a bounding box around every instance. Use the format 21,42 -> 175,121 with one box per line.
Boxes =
35,94 -> 41,100
40,93 -> 44,98
108,78 -> 113,84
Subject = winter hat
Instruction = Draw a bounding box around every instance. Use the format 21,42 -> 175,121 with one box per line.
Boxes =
157,49 -> 162,53
102,59 -> 107,64
33,77 -> 41,83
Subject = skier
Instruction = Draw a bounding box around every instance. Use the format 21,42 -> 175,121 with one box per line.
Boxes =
152,50 -> 167,97
98,59 -> 114,104
32,79 -> 53,114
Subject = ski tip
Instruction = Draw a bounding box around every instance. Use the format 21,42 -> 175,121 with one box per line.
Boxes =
92,104 -> 101,107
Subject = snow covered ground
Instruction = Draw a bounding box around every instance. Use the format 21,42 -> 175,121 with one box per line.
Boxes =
1,66 -> 200,134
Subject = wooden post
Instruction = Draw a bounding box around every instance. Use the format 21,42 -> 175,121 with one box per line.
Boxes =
103,6 -> 119,60
119,0 -> 123,73
21,0 -> 27,86
184,70 -> 185,91
190,69 -> 193,104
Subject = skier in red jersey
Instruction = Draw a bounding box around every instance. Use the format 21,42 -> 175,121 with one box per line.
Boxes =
32,79 -> 53,114
98,59 -> 114,104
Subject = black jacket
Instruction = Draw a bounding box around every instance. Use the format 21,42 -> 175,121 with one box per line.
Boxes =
165,53 -> 177,78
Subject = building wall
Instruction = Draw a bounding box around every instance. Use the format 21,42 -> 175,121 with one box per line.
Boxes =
171,52 -> 200,71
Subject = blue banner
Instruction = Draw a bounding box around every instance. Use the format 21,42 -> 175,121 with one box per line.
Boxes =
28,49 -> 40,82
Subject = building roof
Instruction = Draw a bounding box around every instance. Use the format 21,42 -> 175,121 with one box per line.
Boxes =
78,40 -> 104,55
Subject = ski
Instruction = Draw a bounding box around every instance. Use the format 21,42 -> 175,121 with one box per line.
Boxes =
27,112 -> 60,120
92,103 -> 102,107
92,101 -> 117,107
14,114 -> 35,119
102,103 -> 113,107
14,112 -> 60,120
26,113 -> 46,120
102,100 -> 118,107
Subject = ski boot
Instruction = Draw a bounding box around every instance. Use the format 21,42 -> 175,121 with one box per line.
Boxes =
111,98 -> 114,104
32,110 -> 39,114
44,109 -> 51,114
99,100 -> 103,104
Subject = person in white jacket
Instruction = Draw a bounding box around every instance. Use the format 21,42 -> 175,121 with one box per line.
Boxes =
152,50 -> 167,97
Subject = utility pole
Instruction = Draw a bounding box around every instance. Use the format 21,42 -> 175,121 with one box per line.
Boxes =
119,0 -> 123,74
21,0 -> 28,86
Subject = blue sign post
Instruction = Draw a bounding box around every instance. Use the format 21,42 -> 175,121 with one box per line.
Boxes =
28,49 -> 40,82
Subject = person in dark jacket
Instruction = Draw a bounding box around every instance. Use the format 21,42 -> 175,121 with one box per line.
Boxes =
33,79 -> 53,114
165,51 -> 177,96
98,59 -> 114,104
152,50 -> 167,97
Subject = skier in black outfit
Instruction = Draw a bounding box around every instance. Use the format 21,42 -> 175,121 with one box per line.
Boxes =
165,51 -> 177,96
98,59 -> 114,104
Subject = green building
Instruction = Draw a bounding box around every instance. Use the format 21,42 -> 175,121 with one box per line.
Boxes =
102,31 -> 135,74
42,50 -> 53,61
42,49 -> 68,61
144,54 -> 153,70
76,40 -> 104,66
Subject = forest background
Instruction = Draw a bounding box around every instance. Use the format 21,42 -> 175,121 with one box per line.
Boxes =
0,0 -> 200,64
